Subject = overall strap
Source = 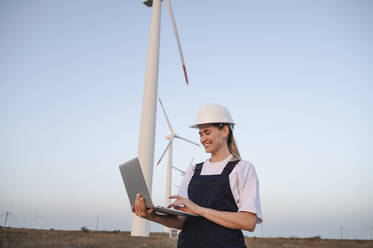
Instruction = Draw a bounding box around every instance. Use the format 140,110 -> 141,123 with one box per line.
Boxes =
193,162 -> 204,176
222,160 -> 240,176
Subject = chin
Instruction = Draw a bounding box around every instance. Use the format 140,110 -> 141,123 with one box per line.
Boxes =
204,147 -> 213,154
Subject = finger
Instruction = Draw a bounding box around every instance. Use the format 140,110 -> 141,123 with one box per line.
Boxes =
135,195 -> 146,216
168,199 -> 184,208
136,193 -> 142,202
146,208 -> 154,215
168,199 -> 180,207
135,195 -> 142,208
131,206 -> 135,213
136,194 -> 146,208
134,201 -> 141,216
136,193 -> 144,205
174,206 -> 193,214
169,195 -> 182,200
135,194 -> 141,208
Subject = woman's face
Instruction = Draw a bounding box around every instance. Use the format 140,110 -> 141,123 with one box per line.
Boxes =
198,124 -> 228,154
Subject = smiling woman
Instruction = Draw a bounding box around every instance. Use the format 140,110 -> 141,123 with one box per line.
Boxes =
132,103 -> 263,248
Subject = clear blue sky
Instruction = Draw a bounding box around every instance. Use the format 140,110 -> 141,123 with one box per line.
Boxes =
1,0 -> 372,239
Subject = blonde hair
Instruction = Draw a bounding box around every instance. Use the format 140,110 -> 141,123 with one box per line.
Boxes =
214,123 -> 241,160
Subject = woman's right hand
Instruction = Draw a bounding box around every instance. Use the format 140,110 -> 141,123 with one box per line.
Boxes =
131,193 -> 155,220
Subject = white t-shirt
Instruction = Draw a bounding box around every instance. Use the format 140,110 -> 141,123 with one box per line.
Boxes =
177,154 -> 263,224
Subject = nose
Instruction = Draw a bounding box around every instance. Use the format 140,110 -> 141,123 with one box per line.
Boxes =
200,134 -> 207,144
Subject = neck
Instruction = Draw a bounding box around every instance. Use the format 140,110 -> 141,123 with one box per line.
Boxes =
210,145 -> 231,162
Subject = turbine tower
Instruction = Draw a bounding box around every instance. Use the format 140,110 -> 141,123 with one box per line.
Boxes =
2,211 -> 14,227
4,212 -> 11,227
2,205 -> 15,228
132,0 -> 189,237
157,98 -> 199,217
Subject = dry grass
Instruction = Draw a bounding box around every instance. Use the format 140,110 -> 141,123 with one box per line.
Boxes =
0,227 -> 176,248
1,227 -> 372,248
245,237 -> 373,248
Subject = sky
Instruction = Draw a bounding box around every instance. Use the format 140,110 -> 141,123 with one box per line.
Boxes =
1,0 -> 372,240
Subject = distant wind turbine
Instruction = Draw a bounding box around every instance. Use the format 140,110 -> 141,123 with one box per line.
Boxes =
2,212 -> 12,227
157,99 -> 199,210
2,206 -> 16,227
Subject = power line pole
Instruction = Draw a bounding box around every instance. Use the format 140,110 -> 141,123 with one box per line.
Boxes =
340,226 -> 343,239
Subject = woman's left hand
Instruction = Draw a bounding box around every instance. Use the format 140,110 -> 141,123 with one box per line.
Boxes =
168,195 -> 203,215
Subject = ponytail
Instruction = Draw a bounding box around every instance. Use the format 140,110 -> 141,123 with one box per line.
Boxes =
214,123 -> 241,160
227,126 -> 241,160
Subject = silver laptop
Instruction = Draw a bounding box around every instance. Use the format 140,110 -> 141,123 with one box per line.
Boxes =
119,157 -> 198,217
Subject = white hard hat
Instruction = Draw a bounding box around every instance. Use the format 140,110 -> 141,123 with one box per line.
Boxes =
189,103 -> 235,128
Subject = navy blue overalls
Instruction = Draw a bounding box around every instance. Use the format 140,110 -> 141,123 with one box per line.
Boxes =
177,160 -> 247,248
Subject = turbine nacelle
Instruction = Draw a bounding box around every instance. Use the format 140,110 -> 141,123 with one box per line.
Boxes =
142,0 -> 154,7
166,133 -> 176,140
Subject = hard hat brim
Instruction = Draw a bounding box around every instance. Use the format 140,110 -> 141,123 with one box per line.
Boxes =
189,122 -> 235,129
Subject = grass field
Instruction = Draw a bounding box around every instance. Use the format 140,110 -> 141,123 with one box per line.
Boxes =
1,227 -> 372,248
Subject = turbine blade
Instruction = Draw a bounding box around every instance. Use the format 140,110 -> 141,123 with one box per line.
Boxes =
159,98 -> 174,134
175,135 -> 200,146
165,0 -> 189,85
157,139 -> 173,166
172,166 -> 186,176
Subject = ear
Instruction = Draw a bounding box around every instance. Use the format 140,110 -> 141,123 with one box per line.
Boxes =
222,125 -> 229,139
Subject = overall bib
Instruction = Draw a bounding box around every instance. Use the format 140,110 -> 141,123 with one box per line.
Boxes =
177,160 -> 247,248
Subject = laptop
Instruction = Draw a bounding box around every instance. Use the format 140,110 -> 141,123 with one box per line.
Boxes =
119,157 -> 198,217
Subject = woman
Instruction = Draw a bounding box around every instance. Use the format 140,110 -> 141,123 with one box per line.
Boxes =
132,103 -> 263,248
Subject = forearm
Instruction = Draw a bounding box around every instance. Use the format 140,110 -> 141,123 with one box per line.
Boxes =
197,207 -> 257,232
146,213 -> 186,230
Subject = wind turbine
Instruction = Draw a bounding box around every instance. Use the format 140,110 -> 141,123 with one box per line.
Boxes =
2,211 -> 12,227
132,0 -> 190,237
2,206 -> 15,227
157,99 -> 198,234
157,99 -> 199,207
